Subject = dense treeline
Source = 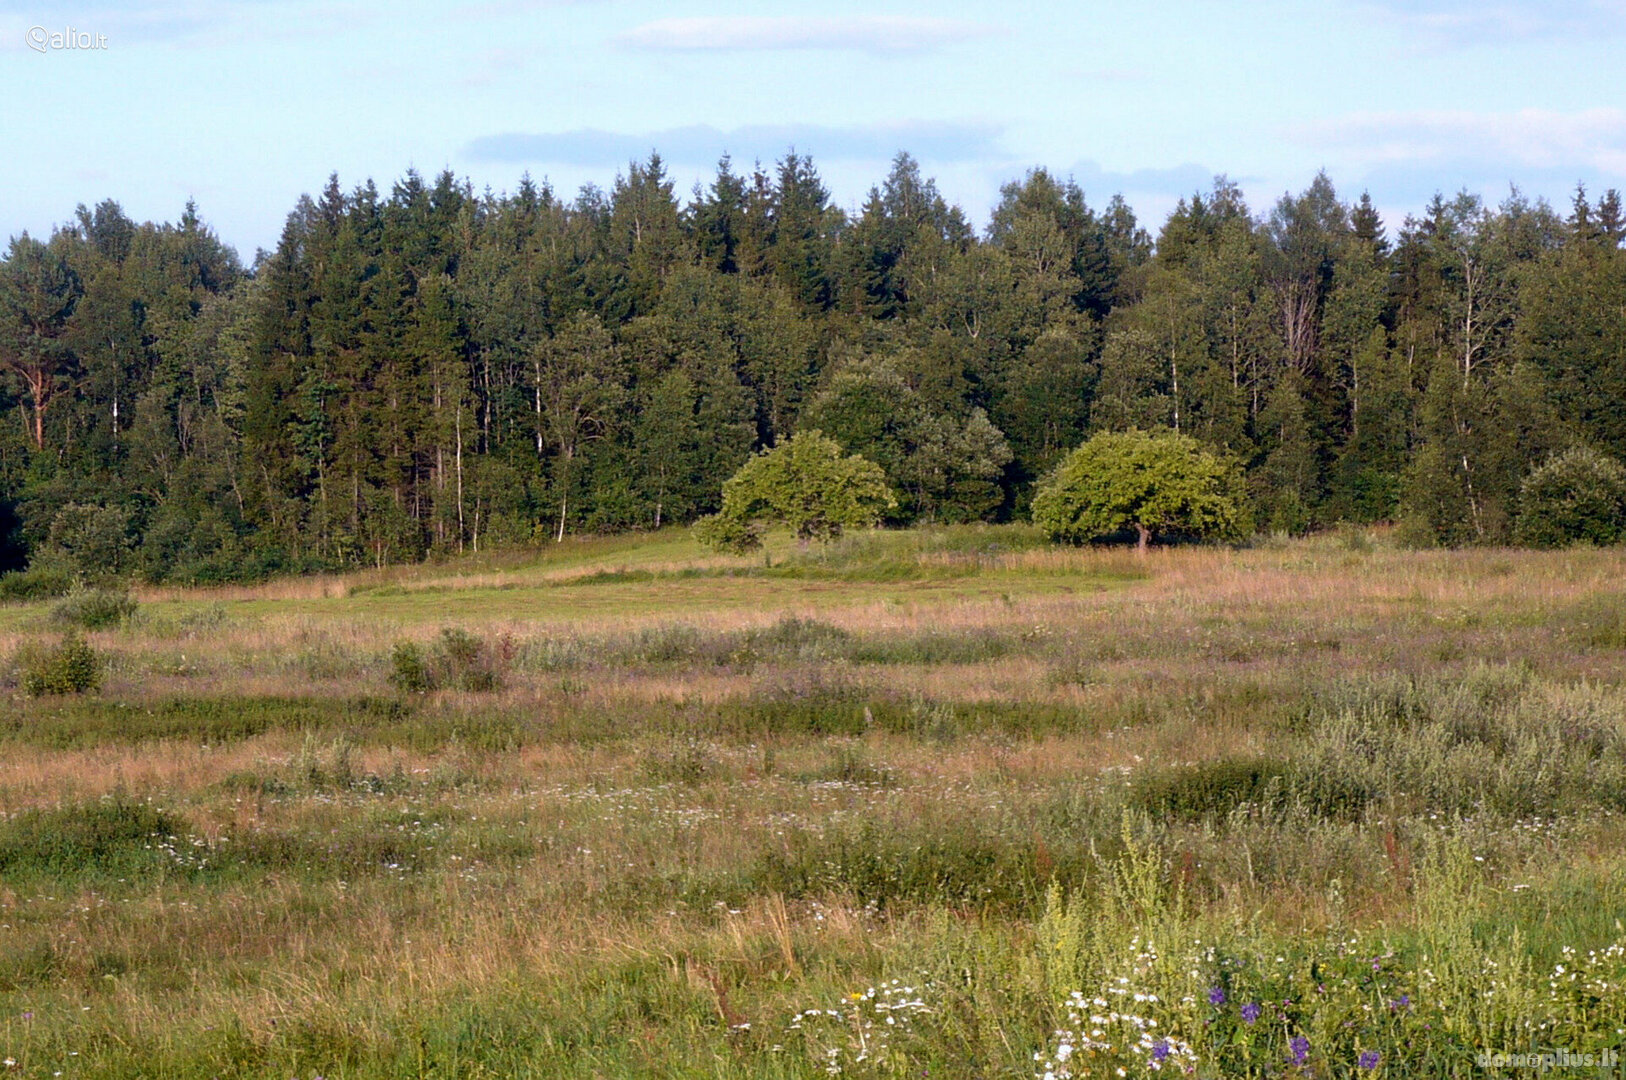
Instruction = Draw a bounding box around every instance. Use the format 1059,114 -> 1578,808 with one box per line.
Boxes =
2,152 -> 1624,582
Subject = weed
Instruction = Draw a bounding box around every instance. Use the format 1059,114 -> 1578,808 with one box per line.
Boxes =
20,632 -> 102,695
49,588 -> 138,629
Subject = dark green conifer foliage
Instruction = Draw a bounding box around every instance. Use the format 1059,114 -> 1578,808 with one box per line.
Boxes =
3,156 -> 1624,580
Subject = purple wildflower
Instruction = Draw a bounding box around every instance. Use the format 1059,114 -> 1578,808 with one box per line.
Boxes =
1391,994 -> 1410,1010
1290,1036 -> 1311,1066
1151,1039 -> 1170,1063
1359,1049 -> 1381,1069
1208,986 -> 1227,1007
1241,1002 -> 1261,1024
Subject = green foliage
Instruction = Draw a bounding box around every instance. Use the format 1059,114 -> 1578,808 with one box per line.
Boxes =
802,351 -> 1013,522
694,430 -> 895,551
1401,360 -> 1567,546
387,641 -> 433,693
0,564 -> 73,601
388,629 -> 504,693
1128,755 -> 1375,822
20,631 -> 102,695
689,511 -> 761,554
0,694 -> 455,750
1560,594 -> 1626,649
42,503 -> 133,583
751,817 -> 1070,912
49,588 -> 137,629
434,627 -> 503,692
0,799 -> 178,877
7,167 -> 1626,573
1032,428 -> 1248,547
1514,445 -> 1626,547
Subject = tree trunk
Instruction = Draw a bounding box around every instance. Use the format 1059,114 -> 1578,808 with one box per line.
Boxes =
1135,523 -> 1151,554
534,356 -> 545,457
10,362 -> 54,450
555,444 -> 572,543
455,402 -> 465,553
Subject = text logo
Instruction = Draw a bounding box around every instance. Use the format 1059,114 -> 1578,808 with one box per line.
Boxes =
25,26 -> 109,52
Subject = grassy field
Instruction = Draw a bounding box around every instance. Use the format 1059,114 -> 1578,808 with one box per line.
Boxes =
2,525 -> 1626,1077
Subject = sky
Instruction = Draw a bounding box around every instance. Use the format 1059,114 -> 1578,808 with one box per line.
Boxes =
2,0 -> 1624,259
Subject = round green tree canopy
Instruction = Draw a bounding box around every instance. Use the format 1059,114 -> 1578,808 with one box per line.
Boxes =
694,430 -> 895,552
1513,445 -> 1626,548
1032,429 -> 1247,549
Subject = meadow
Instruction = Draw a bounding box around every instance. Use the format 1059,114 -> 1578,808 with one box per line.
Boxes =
2,525 -> 1625,1078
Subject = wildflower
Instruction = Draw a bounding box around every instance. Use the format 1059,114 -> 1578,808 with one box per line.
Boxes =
1241,1002 -> 1260,1024
1390,994 -> 1410,1010
1359,1049 -> 1381,1069
1290,1036 -> 1310,1066
1151,1039 -> 1170,1063
1208,986 -> 1227,1006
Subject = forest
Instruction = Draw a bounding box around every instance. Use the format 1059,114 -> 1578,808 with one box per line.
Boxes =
2,151 -> 1624,583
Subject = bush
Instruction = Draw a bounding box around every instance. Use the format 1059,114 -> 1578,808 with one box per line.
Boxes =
22,632 -> 102,695
435,627 -> 502,692
387,628 -> 504,693
1514,445 -> 1626,548
388,641 -> 433,693
43,503 -> 133,583
0,564 -> 74,602
740,615 -> 853,663
691,513 -> 762,555
1032,429 -> 1249,550
50,588 -> 138,629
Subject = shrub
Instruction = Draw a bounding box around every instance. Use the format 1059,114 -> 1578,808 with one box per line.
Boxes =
388,629 -> 503,693
740,615 -> 853,663
435,627 -> 502,692
50,588 -> 138,629
1514,445 -> 1626,548
21,632 -> 102,695
388,641 -> 433,693
0,564 -> 74,602
1032,429 -> 1249,551
43,503 -> 133,583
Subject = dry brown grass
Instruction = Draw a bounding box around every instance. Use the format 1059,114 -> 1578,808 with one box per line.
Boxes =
6,532 -> 1626,1077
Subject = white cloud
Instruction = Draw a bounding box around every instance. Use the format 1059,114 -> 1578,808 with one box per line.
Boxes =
1063,160 -> 1217,198
1301,108 -> 1626,174
1357,0 -> 1626,42
614,15 -> 995,54
465,121 -> 1005,166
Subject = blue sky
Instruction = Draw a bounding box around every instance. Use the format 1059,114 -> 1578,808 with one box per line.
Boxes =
2,0 -> 1624,258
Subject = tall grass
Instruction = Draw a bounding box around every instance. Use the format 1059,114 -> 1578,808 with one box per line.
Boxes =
0,529 -> 1622,1077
